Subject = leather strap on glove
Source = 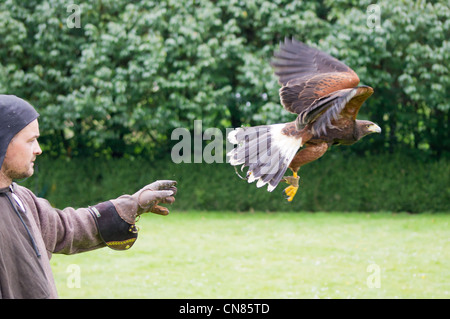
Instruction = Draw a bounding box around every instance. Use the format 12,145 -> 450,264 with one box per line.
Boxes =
111,180 -> 177,224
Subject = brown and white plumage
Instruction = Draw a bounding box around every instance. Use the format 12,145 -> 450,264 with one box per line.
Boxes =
227,38 -> 381,201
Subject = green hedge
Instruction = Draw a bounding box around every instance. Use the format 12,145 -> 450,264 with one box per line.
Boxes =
20,153 -> 449,213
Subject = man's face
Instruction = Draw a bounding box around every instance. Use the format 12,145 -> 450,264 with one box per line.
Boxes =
1,119 -> 42,181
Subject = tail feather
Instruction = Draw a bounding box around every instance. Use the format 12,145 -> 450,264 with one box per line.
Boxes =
227,123 -> 304,192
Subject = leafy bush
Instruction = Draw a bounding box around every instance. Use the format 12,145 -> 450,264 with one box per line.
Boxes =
1,0 -> 448,159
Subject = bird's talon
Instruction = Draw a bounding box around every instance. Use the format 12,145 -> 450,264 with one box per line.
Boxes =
284,185 -> 298,202
283,172 -> 300,201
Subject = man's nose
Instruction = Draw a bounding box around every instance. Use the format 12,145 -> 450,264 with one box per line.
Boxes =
34,142 -> 43,155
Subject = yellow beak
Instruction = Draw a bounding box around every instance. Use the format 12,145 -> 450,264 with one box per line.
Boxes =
368,124 -> 381,133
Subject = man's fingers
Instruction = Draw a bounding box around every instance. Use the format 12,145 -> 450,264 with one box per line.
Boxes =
151,204 -> 170,216
160,196 -> 175,205
147,180 -> 177,191
154,189 -> 176,205
154,190 -> 175,201
139,189 -> 175,207
136,181 -> 177,215
168,186 -> 177,196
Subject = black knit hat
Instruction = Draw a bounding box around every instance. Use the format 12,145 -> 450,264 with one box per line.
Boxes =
0,95 -> 40,169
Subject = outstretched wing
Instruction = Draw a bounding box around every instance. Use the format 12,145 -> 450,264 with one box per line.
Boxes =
271,38 -> 360,115
339,86 -> 374,120
298,85 -> 374,135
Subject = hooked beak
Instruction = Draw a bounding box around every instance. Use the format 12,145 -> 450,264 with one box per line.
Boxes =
368,124 -> 381,134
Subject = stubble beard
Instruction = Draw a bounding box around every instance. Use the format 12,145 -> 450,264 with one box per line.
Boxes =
0,161 -> 34,184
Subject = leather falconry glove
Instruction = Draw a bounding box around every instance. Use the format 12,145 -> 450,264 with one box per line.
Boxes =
111,180 -> 177,224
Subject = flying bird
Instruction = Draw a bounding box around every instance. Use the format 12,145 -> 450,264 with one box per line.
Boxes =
227,38 -> 381,201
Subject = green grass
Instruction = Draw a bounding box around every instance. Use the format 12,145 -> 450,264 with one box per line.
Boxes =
50,211 -> 450,299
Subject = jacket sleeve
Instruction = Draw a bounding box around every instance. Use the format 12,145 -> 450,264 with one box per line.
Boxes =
15,185 -> 138,254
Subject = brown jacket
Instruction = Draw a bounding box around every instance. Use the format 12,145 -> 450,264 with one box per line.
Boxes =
0,183 -> 137,299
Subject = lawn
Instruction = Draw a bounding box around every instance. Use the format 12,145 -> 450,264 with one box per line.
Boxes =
50,211 -> 449,299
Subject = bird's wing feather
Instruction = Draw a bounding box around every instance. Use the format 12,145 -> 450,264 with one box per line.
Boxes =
295,86 -> 374,136
339,86 -> 374,120
271,38 -> 360,115
271,38 -> 358,85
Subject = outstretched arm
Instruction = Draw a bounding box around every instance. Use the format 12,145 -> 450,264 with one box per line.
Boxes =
15,180 -> 177,253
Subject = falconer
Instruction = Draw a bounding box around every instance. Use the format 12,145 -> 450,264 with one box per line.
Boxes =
0,95 -> 177,299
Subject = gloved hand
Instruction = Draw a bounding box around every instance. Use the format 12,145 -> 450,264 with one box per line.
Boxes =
111,180 -> 177,224
133,180 -> 177,215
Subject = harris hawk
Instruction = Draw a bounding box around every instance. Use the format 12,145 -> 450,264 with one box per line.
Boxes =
227,38 -> 381,201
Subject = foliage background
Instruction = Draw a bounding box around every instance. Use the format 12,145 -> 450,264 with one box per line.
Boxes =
1,0 -> 449,212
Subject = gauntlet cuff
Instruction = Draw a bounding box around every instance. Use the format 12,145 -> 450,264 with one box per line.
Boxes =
110,195 -> 140,224
89,201 -> 138,250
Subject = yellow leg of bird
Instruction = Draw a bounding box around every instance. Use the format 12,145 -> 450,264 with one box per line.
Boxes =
283,171 -> 299,202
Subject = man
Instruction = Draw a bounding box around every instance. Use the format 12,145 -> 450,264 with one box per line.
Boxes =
0,95 -> 177,298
